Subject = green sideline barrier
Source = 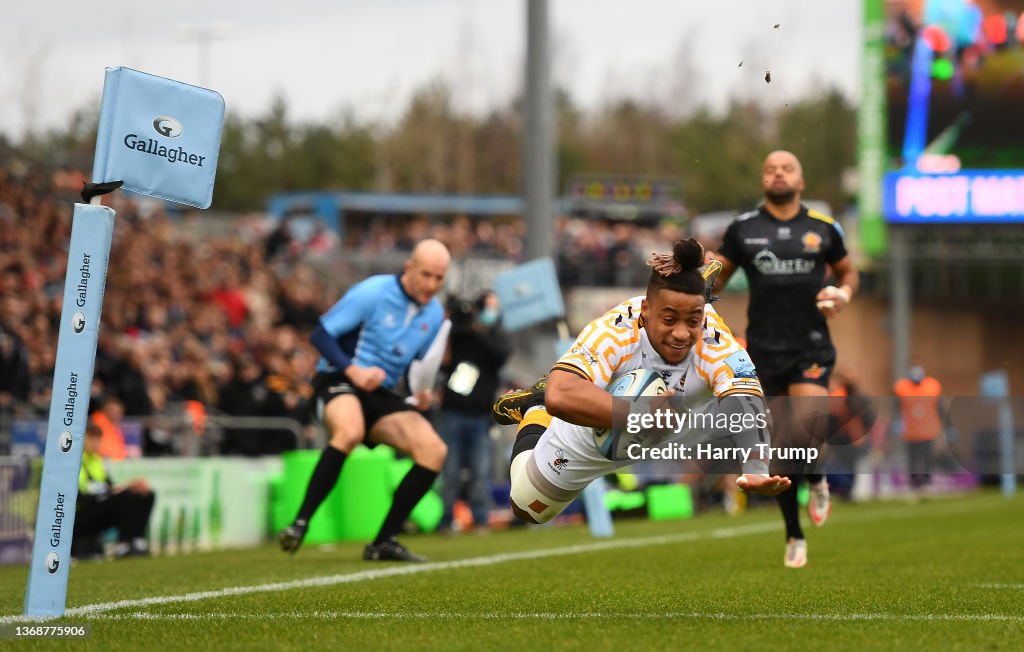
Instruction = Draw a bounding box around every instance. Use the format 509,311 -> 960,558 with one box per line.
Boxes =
646,484 -> 694,521
272,446 -> 443,544
603,489 -> 646,512
110,457 -> 281,554
603,484 -> 695,521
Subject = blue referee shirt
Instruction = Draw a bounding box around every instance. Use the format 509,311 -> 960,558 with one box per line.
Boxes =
315,274 -> 444,389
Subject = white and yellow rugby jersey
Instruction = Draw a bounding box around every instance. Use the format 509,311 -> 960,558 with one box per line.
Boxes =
552,297 -> 763,398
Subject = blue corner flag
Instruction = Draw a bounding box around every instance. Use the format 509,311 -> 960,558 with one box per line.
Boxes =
93,66 -> 225,208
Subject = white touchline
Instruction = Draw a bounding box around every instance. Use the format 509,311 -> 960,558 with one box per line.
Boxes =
86,611 -> 1024,623
0,498 -> 999,624
3,523 -> 778,623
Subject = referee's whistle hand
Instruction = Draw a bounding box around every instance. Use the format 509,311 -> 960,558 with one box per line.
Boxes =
348,365 -> 387,391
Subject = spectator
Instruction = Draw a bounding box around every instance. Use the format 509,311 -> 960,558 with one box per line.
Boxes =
825,369 -> 876,500
90,395 -> 129,461
894,358 -> 944,499
0,320 -> 30,413
438,291 -> 510,534
217,352 -> 270,456
72,423 -> 155,559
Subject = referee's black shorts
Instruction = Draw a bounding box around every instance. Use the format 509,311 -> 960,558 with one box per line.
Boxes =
311,372 -> 414,445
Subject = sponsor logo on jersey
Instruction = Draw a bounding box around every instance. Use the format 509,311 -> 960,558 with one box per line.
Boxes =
752,250 -> 815,275
777,226 -> 791,240
724,351 -> 757,379
801,231 -> 823,253
569,346 -> 599,367
549,449 -> 570,474
744,237 -> 770,245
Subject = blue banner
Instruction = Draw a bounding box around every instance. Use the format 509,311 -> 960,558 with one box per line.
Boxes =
883,170 -> 1024,223
93,67 -> 224,209
24,203 -> 115,617
493,257 -> 565,332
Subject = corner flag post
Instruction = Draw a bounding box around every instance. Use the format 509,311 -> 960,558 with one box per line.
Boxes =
24,67 -> 224,617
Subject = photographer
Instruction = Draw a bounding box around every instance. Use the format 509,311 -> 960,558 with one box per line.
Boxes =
438,291 -> 510,534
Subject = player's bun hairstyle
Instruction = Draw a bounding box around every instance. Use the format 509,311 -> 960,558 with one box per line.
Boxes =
646,237 -> 706,297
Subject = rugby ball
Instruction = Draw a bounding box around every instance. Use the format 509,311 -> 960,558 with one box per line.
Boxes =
594,369 -> 668,460
607,368 -> 668,399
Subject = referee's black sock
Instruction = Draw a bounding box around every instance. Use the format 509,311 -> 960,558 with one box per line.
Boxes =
373,464 -> 438,545
776,475 -> 804,540
295,445 -> 347,523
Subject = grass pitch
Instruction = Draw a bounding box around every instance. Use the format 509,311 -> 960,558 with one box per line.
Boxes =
1,490 -> 1021,651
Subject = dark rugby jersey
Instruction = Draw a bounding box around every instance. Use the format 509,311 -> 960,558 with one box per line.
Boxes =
718,205 -> 848,353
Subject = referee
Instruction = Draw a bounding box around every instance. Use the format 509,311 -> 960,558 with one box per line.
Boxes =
278,239 -> 451,562
713,150 -> 859,569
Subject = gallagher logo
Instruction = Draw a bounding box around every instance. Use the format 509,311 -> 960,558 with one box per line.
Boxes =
153,116 -> 183,138
72,311 -> 86,333
59,430 -> 73,453
46,552 -> 60,574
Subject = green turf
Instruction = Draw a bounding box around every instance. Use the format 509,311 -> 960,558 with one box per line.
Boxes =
1,490 -> 1021,651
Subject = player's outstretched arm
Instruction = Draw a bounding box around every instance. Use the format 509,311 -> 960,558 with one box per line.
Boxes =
546,369 -> 620,430
736,474 -> 791,496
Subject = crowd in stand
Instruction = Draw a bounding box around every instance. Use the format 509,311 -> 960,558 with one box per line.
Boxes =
0,158 -> 328,456
0,152 -> 686,458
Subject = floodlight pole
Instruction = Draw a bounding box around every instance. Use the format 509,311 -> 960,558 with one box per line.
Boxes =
179,23 -> 229,87
889,227 -> 911,382
523,0 -> 555,262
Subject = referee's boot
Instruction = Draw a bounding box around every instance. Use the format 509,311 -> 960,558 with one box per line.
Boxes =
363,538 -> 427,563
278,519 -> 308,554
492,374 -> 548,426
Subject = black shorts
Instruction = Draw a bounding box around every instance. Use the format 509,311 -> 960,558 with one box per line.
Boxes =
747,346 -> 835,397
312,372 -> 414,445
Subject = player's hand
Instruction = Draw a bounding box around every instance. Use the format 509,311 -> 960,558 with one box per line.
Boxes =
652,387 -> 676,408
736,474 -> 791,496
816,285 -> 850,318
347,365 -> 387,391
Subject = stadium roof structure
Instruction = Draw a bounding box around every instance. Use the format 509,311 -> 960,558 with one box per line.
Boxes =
267,191 -> 552,234
267,179 -> 688,234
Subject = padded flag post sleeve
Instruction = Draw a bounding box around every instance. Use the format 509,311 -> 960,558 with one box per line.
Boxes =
92,66 -> 225,208
493,257 -> 565,332
25,204 -> 115,617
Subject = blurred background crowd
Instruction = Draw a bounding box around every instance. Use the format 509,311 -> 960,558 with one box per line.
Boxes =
0,149 -> 693,461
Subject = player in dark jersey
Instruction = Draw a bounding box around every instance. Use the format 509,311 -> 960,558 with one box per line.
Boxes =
714,150 -> 859,568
